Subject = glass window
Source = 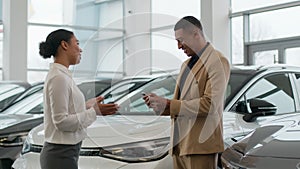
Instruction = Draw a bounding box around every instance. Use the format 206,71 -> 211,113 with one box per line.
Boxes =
231,0 -> 297,13
231,17 -> 244,65
152,0 -> 200,22
27,0 -> 125,82
0,0 -> 2,19
27,71 -> 48,83
27,26 -> 57,70
77,80 -> 112,101
0,84 -> 27,111
102,79 -> 150,104
285,47 -> 300,66
93,39 -> 123,75
250,6 -> 300,41
226,72 -> 253,104
27,25 -> 122,82
152,29 -> 186,72
97,1 -> 123,28
28,102 -> 44,114
28,0 -> 65,25
118,75 -> 177,115
2,90 -> 44,115
27,26 -> 70,83
0,0 -> 2,80
76,0 -> 100,28
151,0 -> 200,72
0,24 -> 3,68
253,50 -> 278,65
294,74 -> 300,96
235,73 -> 295,114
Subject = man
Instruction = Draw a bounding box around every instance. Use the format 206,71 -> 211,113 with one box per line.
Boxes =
143,16 -> 230,169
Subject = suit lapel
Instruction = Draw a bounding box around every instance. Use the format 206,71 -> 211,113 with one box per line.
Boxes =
179,44 -> 214,99
174,60 -> 189,99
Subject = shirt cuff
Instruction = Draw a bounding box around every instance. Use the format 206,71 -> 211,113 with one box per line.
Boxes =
170,99 -> 181,117
85,107 -> 97,125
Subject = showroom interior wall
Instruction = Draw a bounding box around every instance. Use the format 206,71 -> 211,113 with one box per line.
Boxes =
0,0 -> 230,82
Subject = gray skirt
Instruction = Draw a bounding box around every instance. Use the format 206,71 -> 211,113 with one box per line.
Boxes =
40,141 -> 82,169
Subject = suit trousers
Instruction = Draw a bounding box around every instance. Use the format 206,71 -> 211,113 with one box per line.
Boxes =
172,153 -> 218,169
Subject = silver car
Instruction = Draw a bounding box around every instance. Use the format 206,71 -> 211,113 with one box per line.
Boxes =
221,114 -> 300,169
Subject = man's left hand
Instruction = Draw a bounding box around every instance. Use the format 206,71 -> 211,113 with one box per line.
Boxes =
143,93 -> 169,115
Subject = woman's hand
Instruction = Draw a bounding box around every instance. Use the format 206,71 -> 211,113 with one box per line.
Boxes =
86,96 -> 104,109
86,96 -> 119,115
95,103 -> 119,116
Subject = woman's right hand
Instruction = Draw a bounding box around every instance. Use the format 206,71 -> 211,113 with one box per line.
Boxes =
93,101 -> 119,116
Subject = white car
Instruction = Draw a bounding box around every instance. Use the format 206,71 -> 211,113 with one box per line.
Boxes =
13,65 -> 300,169
0,81 -> 32,112
0,79 -> 118,169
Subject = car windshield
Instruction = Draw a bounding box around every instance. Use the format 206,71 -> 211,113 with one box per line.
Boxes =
0,70 -> 254,116
101,78 -> 152,104
77,81 -> 112,101
0,84 -> 28,111
2,88 -> 44,115
0,80 -> 127,115
116,71 -> 253,115
117,75 -> 177,115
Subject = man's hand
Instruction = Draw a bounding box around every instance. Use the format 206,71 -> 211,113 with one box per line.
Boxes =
142,93 -> 170,115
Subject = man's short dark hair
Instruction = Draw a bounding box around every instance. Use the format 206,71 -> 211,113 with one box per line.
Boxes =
174,16 -> 203,31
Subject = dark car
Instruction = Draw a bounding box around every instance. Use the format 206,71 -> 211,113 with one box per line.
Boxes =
221,114 -> 300,169
14,64 -> 300,169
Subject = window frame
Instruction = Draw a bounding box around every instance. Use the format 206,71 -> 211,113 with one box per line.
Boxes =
230,1 -> 300,66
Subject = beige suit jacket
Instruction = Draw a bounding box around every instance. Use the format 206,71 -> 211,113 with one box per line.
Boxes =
163,44 -> 230,156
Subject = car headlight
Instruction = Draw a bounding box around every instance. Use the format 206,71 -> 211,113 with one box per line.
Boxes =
21,137 -> 170,163
0,132 -> 28,147
81,137 -> 170,163
221,156 -> 246,169
21,137 -> 42,155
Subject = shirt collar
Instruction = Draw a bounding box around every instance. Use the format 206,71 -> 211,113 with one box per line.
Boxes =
190,42 -> 210,61
197,42 -> 209,57
50,63 -> 72,77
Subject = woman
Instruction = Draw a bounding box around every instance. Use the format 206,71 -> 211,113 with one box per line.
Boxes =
39,29 -> 119,169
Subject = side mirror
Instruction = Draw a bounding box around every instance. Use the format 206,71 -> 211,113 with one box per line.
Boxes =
243,99 -> 277,122
235,101 -> 248,113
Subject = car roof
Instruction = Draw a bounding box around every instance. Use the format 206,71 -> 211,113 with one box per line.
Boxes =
0,81 -> 31,89
232,64 -> 300,72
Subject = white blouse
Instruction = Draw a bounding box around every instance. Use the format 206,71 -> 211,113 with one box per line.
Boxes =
43,63 -> 96,145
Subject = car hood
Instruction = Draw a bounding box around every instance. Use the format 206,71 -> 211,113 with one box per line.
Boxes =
29,115 -> 171,147
230,117 -> 300,159
28,111 -> 258,148
0,114 -> 43,135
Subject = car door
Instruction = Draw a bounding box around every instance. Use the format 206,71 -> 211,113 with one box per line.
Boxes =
291,73 -> 300,110
230,72 -> 297,133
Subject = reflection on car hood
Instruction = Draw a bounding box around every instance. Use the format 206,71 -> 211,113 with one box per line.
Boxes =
231,117 -> 300,159
30,115 -> 171,147
29,111 -> 250,148
0,114 -> 43,133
